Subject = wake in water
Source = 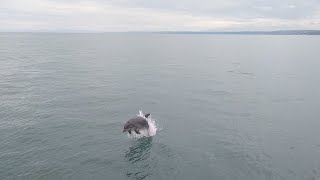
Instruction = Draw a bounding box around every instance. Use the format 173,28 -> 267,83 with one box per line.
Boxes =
127,110 -> 158,138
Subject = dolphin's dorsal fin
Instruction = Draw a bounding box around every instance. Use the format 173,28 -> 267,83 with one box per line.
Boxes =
144,113 -> 150,118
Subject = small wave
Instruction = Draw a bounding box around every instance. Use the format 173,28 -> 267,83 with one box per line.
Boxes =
127,110 -> 158,138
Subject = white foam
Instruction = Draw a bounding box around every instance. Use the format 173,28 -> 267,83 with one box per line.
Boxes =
127,110 -> 158,138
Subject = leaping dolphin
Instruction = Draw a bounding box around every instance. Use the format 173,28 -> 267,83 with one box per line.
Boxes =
123,113 -> 150,134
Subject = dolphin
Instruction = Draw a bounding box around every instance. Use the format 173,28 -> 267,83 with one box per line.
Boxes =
123,113 -> 150,134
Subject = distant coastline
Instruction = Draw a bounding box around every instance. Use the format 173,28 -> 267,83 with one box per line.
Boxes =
1,30 -> 320,35
154,30 -> 320,35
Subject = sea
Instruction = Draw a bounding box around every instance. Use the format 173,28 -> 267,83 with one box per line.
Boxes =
0,33 -> 320,180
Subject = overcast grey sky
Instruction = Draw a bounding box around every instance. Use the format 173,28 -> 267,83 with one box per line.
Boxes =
1,0 -> 320,32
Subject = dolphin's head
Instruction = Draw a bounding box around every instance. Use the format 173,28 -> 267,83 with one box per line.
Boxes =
123,122 -> 132,133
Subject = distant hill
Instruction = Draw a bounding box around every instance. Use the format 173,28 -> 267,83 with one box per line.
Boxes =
156,30 -> 320,35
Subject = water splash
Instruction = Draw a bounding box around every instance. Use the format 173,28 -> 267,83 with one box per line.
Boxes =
127,110 -> 158,138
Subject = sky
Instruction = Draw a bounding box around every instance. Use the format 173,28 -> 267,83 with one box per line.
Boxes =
1,0 -> 320,32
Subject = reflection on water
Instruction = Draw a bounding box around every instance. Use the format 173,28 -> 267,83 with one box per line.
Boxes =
125,137 -> 153,180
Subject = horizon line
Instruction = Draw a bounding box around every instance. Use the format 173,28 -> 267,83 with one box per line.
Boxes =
0,29 -> 320,34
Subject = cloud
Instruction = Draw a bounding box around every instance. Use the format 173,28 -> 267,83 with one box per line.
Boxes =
0,0 -> 319,32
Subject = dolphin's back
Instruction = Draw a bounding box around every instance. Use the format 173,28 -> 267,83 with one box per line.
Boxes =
124,117 -> 149,129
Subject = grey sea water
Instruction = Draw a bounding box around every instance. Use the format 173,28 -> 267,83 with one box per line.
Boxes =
1,33 -> 320,180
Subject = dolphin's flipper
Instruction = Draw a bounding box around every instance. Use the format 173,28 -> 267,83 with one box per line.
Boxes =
134,128 -> 141,134
145,113 -> 150,118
